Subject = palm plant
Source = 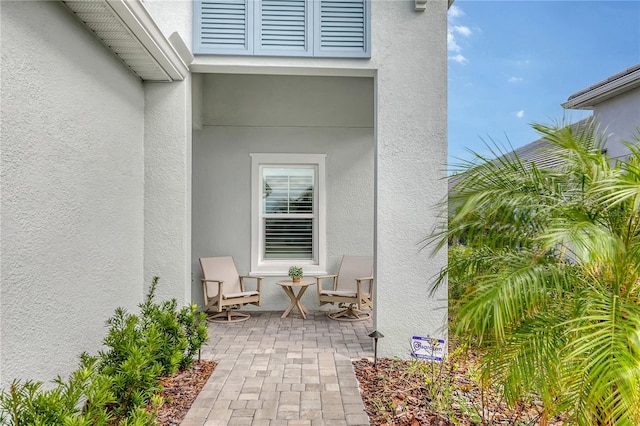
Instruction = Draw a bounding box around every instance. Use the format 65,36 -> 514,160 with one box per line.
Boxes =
430,120 -> 640,424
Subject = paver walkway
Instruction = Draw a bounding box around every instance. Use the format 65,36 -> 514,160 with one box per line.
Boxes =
181,311 -> 374,426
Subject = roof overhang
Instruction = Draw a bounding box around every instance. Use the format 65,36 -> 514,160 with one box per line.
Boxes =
562,64 -> 640,110
61,0 -> 192,82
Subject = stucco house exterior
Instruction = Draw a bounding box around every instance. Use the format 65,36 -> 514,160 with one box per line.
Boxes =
508,64 -> 640,169
562,64 -> 640,160
1,0 -> 450,389
451,64 -> 640,186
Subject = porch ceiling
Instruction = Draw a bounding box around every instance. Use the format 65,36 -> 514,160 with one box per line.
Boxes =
61,0 -> 190,82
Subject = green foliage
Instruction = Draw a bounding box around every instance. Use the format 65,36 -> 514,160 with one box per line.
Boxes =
429,120 -> 640,424
288,266 -> 303,279
0,355 -> 114,426
0,277 -> 209,426
139,277 -> 188,376
177,304 -> 208,370
445,245 -> 477,322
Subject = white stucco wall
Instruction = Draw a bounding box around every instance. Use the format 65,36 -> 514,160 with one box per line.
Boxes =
1,1 -> 145,387
192,74 -> 375,310
143,0 -> 194,51
147,0 -> 449,358
144,80 -> 193,305
594,87 -> 640,160
372,1 -> 449,358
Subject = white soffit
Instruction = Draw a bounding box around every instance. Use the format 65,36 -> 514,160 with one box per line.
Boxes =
61,0 -> 191,82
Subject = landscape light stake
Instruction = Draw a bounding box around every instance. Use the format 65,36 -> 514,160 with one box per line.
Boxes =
368,330 -> 384,368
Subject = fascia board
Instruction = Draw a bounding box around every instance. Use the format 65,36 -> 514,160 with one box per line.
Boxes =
106,0 -> 191,81
562,68 -> 640,110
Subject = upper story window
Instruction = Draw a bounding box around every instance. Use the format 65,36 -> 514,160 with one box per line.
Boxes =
194,0 -> 370,58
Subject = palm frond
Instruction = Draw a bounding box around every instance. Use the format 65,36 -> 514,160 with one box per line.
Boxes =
429,119 -> 640,422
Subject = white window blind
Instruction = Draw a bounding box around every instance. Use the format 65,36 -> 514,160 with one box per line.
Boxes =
263,168 -> 315,259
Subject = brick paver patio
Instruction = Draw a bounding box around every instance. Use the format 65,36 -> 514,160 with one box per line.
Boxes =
180,311 -> 374,426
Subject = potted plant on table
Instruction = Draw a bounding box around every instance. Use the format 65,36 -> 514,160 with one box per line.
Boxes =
288,266 -> 304,283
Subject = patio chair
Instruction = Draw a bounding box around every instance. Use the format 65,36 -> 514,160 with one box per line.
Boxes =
317,255 -> 374,321
199,256 -> 262,323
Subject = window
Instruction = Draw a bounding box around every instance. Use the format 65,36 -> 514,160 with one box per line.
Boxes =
251,153 -> 326,275
194,0 -> 370,58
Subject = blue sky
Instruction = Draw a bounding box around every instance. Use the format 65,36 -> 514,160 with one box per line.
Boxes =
448,0 -> 640,168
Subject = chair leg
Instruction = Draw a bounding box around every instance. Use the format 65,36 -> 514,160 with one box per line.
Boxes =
206,308 -> 251,323
327,303 -> 371,322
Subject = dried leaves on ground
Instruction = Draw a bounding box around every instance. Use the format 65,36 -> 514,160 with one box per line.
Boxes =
353,357 -> 566,426
153,360 -> 217,425
155,355 -> 566,425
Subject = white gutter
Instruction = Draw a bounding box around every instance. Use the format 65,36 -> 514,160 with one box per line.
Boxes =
106,0 -> 191,80
62,0 -> 192,82
562,66 -> 640,110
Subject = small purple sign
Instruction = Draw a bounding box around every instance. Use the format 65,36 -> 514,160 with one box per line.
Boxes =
411,336 -> 445,362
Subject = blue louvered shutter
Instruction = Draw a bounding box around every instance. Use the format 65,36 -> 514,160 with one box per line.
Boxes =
194,0 -> 253,55
255,0 -> 312,56
313,0 -> 370,57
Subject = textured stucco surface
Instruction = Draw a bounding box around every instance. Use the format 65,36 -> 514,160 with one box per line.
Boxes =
0,0 -> 449,386
145,0 -> 449,358
192,74 -> 375,311
144,80 -> 193,305
594,88 -> 640,160
143,0 -> 194,51
1,1 -> 145,387
370,0 -> 449,358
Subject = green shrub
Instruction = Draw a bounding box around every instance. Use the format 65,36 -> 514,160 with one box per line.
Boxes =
176,304 -> 208,370
139,277 -> 187,376
0,276 -> 209,425
0,355 -> 114,426
138,277 -> 208,373
97,277 -> 208,420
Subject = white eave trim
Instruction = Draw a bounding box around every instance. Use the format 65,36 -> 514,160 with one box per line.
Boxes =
106,0 -> 191,81
562,67 -> 640,110
62,0 -> 192,82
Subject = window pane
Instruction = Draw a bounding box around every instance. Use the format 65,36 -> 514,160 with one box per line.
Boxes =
264,218 -> 313,259
263,168 -> 314,214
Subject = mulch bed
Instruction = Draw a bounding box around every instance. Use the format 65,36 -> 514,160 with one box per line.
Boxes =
153,360 -> 218,425
154,356 -> 566,425
353,357 -> 565,426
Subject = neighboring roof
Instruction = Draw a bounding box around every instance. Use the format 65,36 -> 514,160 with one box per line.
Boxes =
448,119 -> 593,194
562,64 -> 640,110
61,0 -> 191,82
507,134 -> 565,170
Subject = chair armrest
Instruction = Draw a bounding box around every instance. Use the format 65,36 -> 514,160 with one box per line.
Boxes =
355,278 -> 374,309
317,275 -> 338,298
356,277 -> 374,295
239,275 -> 263,293
201,279 -> 225,306
201,279 -> 225,294
316,274 -> 337,280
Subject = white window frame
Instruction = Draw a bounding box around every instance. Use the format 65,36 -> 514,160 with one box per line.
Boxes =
250,153 -> 326,276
